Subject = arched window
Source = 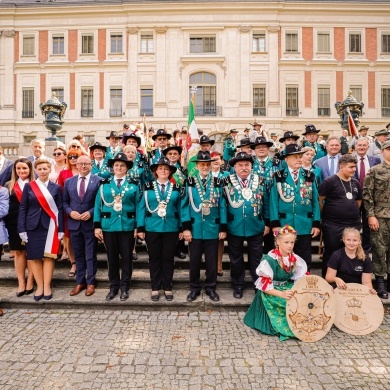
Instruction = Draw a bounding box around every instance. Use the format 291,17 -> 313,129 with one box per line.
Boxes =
189,72 -> 217,116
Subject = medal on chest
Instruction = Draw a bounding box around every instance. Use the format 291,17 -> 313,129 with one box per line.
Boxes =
113,195 -> 123,211
157,201 -> 167,217
242,188 -> 253,201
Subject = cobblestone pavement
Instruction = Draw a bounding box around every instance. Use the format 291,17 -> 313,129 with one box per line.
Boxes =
0,309 -> 389,390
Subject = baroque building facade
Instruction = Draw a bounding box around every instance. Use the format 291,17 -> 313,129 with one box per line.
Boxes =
0,0 -> 390,153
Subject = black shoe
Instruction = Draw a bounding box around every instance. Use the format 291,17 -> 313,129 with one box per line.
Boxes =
120,290 -> 129,301
164,291 -> 173,301
186,291 -> 200,302
132,252 -> 138,260
206,290 -> 220,302
25,288 -> 34,295
175,252 -> 186,259
34,294 -> 43,302
217,272 -> 224,277
106,289 -> 119,301
387,274 -> 390,293
136,238 -> 143,245
376,276 -> 389,299
16,290 -> 26,298
151,293 -> 159,302
233,288 -> 243,299
43,294 -> 52,301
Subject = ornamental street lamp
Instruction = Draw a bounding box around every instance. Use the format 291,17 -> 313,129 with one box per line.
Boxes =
40,92 -> 67,141
335,90 -> 364,131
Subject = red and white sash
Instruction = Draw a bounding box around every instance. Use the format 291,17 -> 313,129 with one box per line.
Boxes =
13,182 -> 23,203
30,181 -> 59,258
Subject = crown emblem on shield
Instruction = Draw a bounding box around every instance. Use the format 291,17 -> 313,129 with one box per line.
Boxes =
306,276 -> 318,288
346,297 -> 362,309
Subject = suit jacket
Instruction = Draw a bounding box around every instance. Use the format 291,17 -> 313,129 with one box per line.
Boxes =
63,174 -> 102,231
0,158 -> 13,175
353,155 -> 381,181
17,181 -> 64,233
0,186 -> 9,245
28,155 -> 55,166
314,155 -> 340,180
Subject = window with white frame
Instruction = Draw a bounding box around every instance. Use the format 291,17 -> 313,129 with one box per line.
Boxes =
81,88 -> 93,117
253,86 -> 266,116
349,86 -> 362,103
317,32 -> 330,53
140,88 -> 153,116
52,35 -> 64,55
51,87 -> 64,102
318,86 -> 330,116
286,86 -> 299,116
110,88 -> 122,117
22,88 -> 34,118
381,33 -> 390,53
381,87 -> 390,117
81,34 -> 94,54
140,33 -> 154,53
252,33 -> 266,52
349,32 -> 362,53
190,36 -> 216,53
23,35 -> 35,56
110,33 -> 123,53
285,32 -> 298,53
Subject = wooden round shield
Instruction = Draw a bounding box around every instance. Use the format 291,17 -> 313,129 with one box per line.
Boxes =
286,275 -> 336,342
334,283 -> 384,335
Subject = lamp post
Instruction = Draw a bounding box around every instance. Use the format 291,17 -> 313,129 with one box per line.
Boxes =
335,90 -> 364,131
39,92 -> 67,141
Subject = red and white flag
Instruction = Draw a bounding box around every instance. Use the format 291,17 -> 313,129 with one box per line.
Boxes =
347,110 -> 358,137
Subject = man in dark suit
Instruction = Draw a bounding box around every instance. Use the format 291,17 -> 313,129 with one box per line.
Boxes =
314,136 -> 341,180
63,155 -> 102,297
354,137 -> 381,251
0,146 -> 13,176
27,139 -> 55,166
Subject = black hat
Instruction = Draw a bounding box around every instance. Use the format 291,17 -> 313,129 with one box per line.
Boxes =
150,157 -> 177,174
192,151 -> 215,163
302,124 -> 320,135
106,131 -> 122,140
107,152 -> 133,169
229,129 -> 239,133
280,144 -> 304,159
239,138 -> 254,148
89,142 -> 107,152
152,129 -> 172,141
199,135 -> 215,146
162,145 -> 183,156
123,132 -> 141,147
229,151 -> 254,167
250,137 -> 273,149
279,131 -> 300,143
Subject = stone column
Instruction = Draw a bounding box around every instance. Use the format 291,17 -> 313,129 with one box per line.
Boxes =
267,25 -> 281,117
155,26 -> 168,113
1,30 -> 16,109
126,27 -> 139,116
239,25 -> 251,106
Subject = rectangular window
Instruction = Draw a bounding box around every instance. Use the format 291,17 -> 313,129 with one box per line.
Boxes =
190,36 -> 216,53
350,86 -> 362,102
253,86 -> 266,116
252,33 -> 266,52
22,88 -> 34,118
140,89 -> 153,116
349,33 -> 361,53
317,32 -> 330,53
381,33 -> 390,53
81,88 -> 93,117
81,34 -> 94,54
51,87 -> 64,102
110,33 -> 123,53
23,35 -> 35,56
110,88 -> 122,117
285,32 -> 298,53
52,35 -> 64,55
318,86 -> 330,116
381,88 -> 390,116
140,33 -> 154,53
286,86 -> 299,116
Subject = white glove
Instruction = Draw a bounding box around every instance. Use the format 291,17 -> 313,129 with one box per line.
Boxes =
19,232 -> 28,243
58,232 -> 64,240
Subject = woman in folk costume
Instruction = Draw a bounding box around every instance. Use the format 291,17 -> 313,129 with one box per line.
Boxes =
90,142 -> 111,179
137,157 -> 185,302
243,225 -> 307,340
5,158 -> 35,297
123,144 -> 146,188
17,159 -> 64,301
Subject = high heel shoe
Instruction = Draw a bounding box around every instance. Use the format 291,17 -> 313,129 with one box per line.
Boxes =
34,294 -> 43,302
43,294 -> 52,301
16,290 -> 26,297
25,288 -> 34,295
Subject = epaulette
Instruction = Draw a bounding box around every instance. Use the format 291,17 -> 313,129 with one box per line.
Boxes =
145,181 -> 154,191
100,177 -> 112,185
272,154 -> 281,167
148,150 -> 157,158
302,168 -> 314,182
213,177 -> 222,187
274,170 -> 287,183
223,176 -> 231,186
126,177 -> 138,185
139,154 -> 147,162
137,161 -> 144,168
172,183 -> 181,191
187,177 -> 195,186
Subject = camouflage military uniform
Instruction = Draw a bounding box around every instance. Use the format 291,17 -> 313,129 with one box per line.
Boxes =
363,161 -> 390,276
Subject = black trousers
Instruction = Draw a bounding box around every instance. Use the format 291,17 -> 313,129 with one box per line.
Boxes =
103,231 -> 134,292
189,238 -> 218,293
227,233 -> 263,289
145,231 -> 178,291
263,231 -> 275,254
293,234 -> 313,271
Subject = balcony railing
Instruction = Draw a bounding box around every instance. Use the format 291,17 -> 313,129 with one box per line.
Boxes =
253,108 -> 266,116
140,108 -> 153,116
382,108 -> 390,117
286,108 -> 299,116
318,108 -> 330,116
183,106 -> 222,117
81,109 -> 93,117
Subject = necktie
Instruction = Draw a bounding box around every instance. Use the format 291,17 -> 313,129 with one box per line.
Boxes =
116,179 -> 122,189
161,183 -> 165,196
292,170 -> 299,185
359,157 -> 365,187
240,179 -> 248,188
79,177 -> 86,200
97,161 -> 100,170
330,156 -> 335,175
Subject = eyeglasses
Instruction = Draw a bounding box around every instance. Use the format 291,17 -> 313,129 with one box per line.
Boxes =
68,155 -> 78,160
70,145 -> 81,149
53,152 -> 64,156
77,163 -> 92,167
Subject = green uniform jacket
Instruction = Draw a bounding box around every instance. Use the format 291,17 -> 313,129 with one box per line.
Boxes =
91,159 -> 111,179
126,161 -> 146,189
93,177 -> 139,232
181,175 -> 227,240
252,156 -> 278,193
269,168 -> 320,234
105,146 -> 122,160
137,181 -> 184,233
223,173 -> 269,237
223,136 -> 236,161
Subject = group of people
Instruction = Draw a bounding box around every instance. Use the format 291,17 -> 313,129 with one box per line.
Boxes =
0,120 -> 389,340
